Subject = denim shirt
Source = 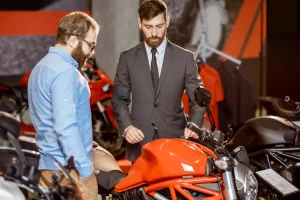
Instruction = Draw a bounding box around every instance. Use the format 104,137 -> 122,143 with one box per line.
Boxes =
28,47 -> 93,178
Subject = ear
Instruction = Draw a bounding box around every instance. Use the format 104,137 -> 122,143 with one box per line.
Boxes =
68,35 -> 78,49
138,18 -> 142,30
166,16 -> 170,28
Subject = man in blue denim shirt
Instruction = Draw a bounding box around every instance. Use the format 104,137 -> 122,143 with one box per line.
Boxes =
28,12 -> 100,200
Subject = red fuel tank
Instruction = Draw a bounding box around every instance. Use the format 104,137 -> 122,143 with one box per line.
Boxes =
115,138 -> 216,191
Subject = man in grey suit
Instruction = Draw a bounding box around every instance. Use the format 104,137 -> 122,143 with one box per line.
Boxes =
112,0 -> 206,162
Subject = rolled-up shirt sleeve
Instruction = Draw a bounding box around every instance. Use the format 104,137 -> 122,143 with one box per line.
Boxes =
51,70 -> 93,178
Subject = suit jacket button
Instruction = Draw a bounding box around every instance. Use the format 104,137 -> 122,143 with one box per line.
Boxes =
154,103 -> 158,108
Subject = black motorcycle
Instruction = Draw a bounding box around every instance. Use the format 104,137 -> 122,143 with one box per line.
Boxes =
226,96 -> 300,199
259,95 -> 300,126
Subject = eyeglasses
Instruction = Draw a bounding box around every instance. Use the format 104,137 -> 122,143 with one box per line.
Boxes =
75,36 -> 96,52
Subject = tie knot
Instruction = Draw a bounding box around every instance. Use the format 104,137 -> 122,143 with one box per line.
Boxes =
151,48 -> 157,55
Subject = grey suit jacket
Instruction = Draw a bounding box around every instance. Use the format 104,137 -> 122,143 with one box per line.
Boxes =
112,40 -> 205,162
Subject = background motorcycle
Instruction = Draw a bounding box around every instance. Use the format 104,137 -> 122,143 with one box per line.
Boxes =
82,59 -> 125,160
94,87 -> 258,200
0,111 -> 80,200
0,82 -> 34,137
0,110 -> 125,199
227,96 -> 300,199
259,95 -> 300,127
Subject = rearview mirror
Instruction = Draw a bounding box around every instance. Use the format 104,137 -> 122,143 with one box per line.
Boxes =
194,87 -> 211,107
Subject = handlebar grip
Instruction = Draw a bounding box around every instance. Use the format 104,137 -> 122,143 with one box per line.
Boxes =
186,122 -> 206,138
285,96 -> 300,112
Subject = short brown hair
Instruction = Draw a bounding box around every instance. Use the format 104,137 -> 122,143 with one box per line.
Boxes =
138,0 -> 167,21
56,11 -> 100,45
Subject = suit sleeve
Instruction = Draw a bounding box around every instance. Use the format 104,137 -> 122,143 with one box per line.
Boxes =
185,53 -> 206,127
111,52 -> 132,133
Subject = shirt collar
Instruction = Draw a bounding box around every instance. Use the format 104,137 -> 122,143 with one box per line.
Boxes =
144,38 -> 167,55
48,47 -> 78,68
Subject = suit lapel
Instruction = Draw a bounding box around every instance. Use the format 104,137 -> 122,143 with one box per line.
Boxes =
156,41 -> 174,97
138,42 -> 155,97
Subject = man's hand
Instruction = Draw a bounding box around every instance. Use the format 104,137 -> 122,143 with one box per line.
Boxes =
184,127 -> 199,139
124,125 -> 144,144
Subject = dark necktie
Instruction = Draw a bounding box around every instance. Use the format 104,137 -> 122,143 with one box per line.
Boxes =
151,48 -> 159,93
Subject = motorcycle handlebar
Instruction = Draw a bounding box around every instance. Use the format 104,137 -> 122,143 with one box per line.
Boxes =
284,96 -> 300,115
186,122 -> 225,146
186,122 -> 206,138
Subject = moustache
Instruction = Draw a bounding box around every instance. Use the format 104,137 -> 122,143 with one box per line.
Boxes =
149,37 -> 160,40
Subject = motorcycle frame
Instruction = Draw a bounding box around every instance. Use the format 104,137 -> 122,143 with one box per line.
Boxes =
249,147 -> 300,170
142,176 -> 224,200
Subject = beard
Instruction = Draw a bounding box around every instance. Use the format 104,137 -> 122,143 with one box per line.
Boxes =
71,41 -> 90,67
142,28 -> 167,48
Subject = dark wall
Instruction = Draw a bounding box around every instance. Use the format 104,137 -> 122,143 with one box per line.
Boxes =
0,0 -> 90,86
267,0 -> 300,101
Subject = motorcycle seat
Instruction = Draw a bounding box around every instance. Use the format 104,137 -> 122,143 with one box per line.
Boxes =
0,111 -> 20,138
96,170 -> 126,193
259,96 -> 300,121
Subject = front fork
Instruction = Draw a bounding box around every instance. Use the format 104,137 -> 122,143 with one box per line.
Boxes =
222,170 -> 238,200
83,71 -> 113,129
96,101 -> 112,128
217,156 -> 238,200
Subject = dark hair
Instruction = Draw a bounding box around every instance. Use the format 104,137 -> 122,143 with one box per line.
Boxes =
56,11 -> 100,45
138,0 -> 167,21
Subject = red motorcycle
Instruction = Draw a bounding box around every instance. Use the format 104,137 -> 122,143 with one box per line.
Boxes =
0,60 -> 126,160
96,87 -> 258,200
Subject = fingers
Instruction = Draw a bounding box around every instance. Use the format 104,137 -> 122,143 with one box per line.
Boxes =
184,128 -> 192,139
135,129 -> 144,141
126,126 -> 144,144
126,133 -> 135,144
127,130 -> 142,143
184,128 -> 199,139
190,132 -> 199,139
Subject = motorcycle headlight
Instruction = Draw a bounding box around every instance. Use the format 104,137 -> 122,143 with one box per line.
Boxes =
245,169 -> 258,200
